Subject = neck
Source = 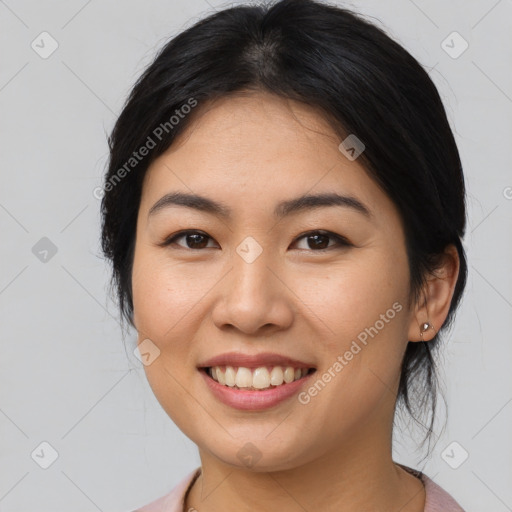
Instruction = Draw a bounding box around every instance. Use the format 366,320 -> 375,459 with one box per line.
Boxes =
185,418 -> 425,512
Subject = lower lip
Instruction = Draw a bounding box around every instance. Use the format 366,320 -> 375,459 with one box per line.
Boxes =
199,369 -> 315,411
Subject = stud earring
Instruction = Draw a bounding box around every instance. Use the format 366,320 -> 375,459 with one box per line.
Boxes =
420,321 -> 436,339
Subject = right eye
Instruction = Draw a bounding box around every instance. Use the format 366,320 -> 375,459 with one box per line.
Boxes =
160,230 -> 219,250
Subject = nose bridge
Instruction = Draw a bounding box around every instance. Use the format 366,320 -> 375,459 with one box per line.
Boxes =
230,240 -> 274,309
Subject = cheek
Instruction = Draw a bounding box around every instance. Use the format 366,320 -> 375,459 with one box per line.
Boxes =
131,254 -> 210,429
290,251 -> 410,422
292,252 -> 409,349
132,253 -> 209,340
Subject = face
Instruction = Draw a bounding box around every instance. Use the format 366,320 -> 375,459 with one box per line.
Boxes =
131,91 -> 418,471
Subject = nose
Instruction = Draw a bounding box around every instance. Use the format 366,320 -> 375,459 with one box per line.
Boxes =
211,248 -> 294,336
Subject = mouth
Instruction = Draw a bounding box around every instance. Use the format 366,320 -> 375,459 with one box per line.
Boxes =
197,352 -> 318,410
199,365 -> 317,391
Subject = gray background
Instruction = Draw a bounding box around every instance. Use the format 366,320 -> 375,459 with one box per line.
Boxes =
1,0 -> 511,511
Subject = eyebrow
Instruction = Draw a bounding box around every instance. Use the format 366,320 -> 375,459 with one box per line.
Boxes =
148,191 -> 372,220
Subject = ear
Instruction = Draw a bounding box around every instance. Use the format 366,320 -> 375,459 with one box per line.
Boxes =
407,244 -> 460,342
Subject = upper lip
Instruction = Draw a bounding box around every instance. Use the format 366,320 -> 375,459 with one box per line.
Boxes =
198,352 -> 316,369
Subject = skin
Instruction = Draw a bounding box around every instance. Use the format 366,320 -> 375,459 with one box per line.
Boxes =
131,91 -> 460,512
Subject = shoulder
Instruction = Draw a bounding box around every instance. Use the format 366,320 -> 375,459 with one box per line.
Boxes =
421,472 -> 466,512
132,467 -> 201,512
398,463 -> 466,512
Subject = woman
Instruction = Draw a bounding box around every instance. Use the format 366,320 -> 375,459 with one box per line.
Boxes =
100,0 -> 468,510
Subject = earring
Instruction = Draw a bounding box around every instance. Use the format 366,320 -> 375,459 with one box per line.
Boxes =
420,321 -> 436,339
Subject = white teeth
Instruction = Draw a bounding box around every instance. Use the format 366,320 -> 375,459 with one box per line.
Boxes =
252,367 -> 270,389
283,367 -> 295,383
235,367 -> 253,388
216,367 -> 226,385
225,366 -> 236,387
207,365 -> 311,390
270,366 -> 284,386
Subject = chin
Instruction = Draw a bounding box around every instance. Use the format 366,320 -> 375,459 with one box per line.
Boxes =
197,435 -> 314,473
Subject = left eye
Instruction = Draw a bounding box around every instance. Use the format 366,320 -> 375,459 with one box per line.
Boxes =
292,231 -> 350,251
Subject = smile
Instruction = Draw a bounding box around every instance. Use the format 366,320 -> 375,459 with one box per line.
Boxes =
205,365 -> 315,390
199,366 -> 317,411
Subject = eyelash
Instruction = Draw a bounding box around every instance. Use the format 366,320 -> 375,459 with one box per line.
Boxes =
159,229 -> 352,252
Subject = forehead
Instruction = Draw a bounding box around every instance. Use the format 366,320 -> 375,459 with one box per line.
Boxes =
167,91 -> 342,164
139,92 -> 398,226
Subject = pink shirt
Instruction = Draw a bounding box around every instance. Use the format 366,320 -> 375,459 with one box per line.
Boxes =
134,464 -> 465,512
